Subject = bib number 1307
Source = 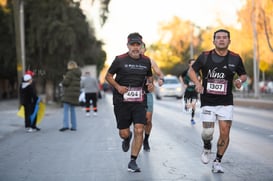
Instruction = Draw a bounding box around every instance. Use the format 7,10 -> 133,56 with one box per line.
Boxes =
206,79 -> 227,95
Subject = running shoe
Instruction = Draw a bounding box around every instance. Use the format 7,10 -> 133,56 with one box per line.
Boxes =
201,149 -> 211,164
122,131 -> 132,152
128,159 -> 141,172
191,119 -> 196,125
59,127 -> 69,132
212,160 -> 224,173
30,127 -> 41,131
143,140 -> 150,152
26,128 -> 33,133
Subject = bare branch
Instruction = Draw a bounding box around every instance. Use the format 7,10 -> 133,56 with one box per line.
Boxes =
261,8 -> 273,52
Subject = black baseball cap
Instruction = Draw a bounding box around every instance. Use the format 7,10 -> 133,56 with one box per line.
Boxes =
127,32 -> 143,44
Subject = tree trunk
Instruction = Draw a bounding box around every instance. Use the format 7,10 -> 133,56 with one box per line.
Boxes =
45,80 -> 54,104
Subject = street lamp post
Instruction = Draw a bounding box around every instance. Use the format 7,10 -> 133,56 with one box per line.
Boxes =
13,0 -> 26,105
252,0 -> 260,98
190,24 -> 194,59
19,0 -> 25,74
190,23 -> 201,59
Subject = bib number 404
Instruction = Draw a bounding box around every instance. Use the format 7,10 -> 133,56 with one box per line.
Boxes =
126,91 -> 140,97
123,87 -> 144,102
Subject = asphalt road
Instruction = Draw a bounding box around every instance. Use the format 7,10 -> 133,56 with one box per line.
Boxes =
0,94 -> 273,181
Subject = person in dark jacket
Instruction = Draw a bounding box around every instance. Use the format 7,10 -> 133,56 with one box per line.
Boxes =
20,74 -> 40,132
59,61 -> 82,131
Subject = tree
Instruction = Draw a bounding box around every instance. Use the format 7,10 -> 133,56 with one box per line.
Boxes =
260,0 -> 273,52
148,17 -> 202,75
0,0 -> 108,100
0,1 -> 16,79
0,0 -> 17,98
79,0 -> 110,26
22,0 -> 107,101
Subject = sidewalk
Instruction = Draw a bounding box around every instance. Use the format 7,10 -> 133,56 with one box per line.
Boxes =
233,92 -> 273,110
0,99 -> 21,140
0,98 -> 58,140
234,98 -> 273,110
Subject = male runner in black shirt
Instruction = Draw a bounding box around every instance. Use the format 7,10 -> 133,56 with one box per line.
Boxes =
188,29 -> 247,173
105,32 -> 153,172
180,59 -> 199,125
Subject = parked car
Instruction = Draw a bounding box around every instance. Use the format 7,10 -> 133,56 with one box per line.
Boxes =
266,81 -> 273,93
259,81 -> 273,93
259,81 -> 267,93
155,75 -> 183,100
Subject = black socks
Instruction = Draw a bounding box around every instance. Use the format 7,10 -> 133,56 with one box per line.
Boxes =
131,155 -> 137,160
191,109 -> 195,118
144,133 -> 150,142
215,153 -> 223,162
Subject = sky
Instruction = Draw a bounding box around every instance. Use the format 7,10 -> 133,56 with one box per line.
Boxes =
80,0 -> 246,64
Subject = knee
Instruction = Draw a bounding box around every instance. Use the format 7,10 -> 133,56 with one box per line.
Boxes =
134,125 -> 144,135
201,128 -> 214,141
220,128 -> 230,138
146,119 -> 152,126
119,129 -> 130,139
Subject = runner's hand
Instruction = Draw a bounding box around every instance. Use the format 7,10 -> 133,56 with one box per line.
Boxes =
195,84 -> 204,94
117,85 -> 128,94
146,82 -> 154,92
234,79 -> 242,89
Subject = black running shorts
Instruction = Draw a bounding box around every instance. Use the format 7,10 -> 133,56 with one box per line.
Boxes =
114,102 -> 146,129
184,91 -> 198,101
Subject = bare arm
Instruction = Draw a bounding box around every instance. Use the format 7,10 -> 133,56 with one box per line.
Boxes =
179,75 -> 187,89
151,59 -> 164,86
146,76 -> 154,92
188,66 -> 203,93
105,72 -> 128,94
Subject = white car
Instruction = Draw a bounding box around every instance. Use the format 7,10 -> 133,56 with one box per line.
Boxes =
266,81 -> 273,93
155,75 -> 183,100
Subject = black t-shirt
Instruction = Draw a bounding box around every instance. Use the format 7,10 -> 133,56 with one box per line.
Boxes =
192,49 -> 246,106
181,68 -> 197,92
108,53 -> 152,104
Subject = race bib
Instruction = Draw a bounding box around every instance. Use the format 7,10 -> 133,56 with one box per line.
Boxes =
123,87 -> 144,102
206,79 -> 227,95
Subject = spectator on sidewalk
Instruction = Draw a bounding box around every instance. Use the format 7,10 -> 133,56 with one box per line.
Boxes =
81,71 -> 100,116
20,74 -> 40,132
59,61 -> 82,132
